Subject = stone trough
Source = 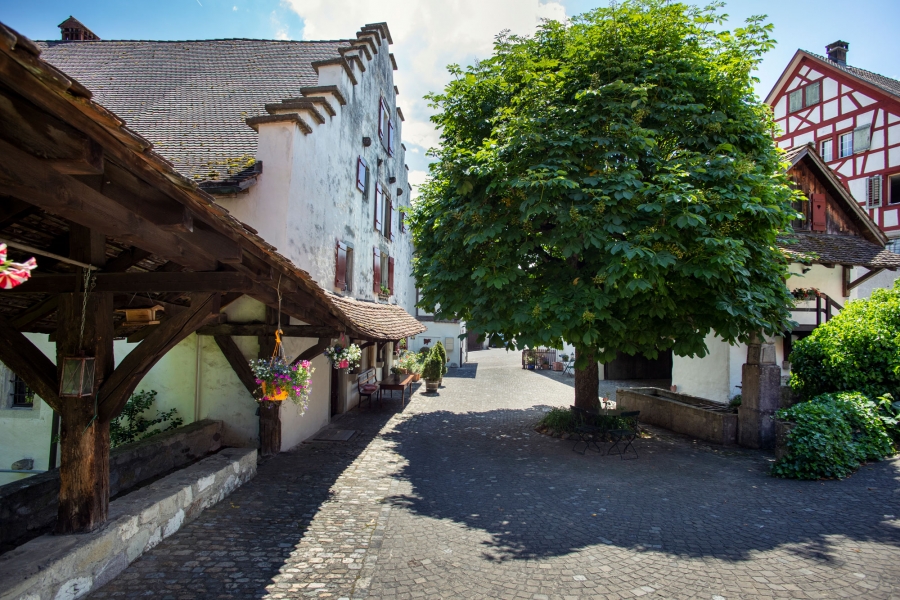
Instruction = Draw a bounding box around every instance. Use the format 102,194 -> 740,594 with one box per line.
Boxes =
616,387 -> 738,446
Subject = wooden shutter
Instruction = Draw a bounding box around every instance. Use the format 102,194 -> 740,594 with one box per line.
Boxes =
388,256 -> 395,294
374,183 -> 383,231
388,198 -> 395,241
356,157 -> 367,193
388,120 -> 395,156
867,176 -> 882,208
810,194 -> 827,231
378,99 -> 384,139
335,241 -> 348,290
400,210 -> 406,233
373,247 -> 381,294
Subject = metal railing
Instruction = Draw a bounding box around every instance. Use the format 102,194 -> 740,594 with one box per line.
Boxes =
792,292 -> 843,326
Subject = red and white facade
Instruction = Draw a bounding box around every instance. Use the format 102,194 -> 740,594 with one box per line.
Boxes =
766,45 -> 900,242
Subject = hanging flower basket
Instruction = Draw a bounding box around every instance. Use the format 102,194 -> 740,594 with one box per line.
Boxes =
249,330 -> 313,411
0,243 -> 37,290
324,343 -> 362,370
791,287 -> 820,302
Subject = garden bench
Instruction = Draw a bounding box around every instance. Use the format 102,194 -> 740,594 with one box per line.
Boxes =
357,369 -> 379,408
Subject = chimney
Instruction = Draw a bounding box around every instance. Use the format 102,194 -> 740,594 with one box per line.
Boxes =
825,40 -> 848,66
58,16 -> 100,42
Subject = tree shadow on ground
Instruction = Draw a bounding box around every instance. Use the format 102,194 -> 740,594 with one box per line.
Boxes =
444,362 -> 478,379
382,406 -> 900,564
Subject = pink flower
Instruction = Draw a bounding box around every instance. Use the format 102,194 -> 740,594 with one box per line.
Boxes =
339,359 -> 349,369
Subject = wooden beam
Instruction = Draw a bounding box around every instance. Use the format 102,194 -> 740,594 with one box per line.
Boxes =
0,138 -> 218,271
843,266 -> 884,297
10,271 -> 254,294
0,197 -> 37,230
197,323 -> 341,337
214,335 -> 256,395
294,337 -> 332,364
98,292 -> 219,421
49,137 -> 104,175
0,314 -> 61,411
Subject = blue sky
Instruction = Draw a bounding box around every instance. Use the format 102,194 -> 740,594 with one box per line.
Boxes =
3,0 -> 898,188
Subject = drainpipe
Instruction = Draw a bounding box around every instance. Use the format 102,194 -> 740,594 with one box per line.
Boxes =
193,334 -> 202,422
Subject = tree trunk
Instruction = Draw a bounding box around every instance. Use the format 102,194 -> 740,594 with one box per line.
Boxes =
573,347 -> 599,410
55,291 -> 114,534
258,401 -> 282,456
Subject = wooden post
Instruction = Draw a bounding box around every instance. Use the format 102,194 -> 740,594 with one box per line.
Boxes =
55,290 -> 115,533
257,307 -> 281,456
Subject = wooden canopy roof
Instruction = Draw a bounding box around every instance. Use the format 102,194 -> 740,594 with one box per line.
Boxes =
0,21 -> 421,343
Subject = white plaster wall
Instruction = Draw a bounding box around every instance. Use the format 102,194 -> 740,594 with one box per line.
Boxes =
409,321 -> 466,365
279,337 -> 331,451
671,332 -> 732,403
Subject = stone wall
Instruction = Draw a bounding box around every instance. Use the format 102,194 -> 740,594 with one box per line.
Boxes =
0,419 -> 223,554
617,387 -> 739,446
0,447 -> 256,600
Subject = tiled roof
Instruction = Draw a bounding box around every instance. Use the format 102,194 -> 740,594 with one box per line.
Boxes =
34,39 -> 349,182
805,51 -> 900,99
777,233 -> 900,269
326,293 -> 427,341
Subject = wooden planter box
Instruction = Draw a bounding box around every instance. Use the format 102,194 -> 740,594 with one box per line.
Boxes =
552,362 -> 563,371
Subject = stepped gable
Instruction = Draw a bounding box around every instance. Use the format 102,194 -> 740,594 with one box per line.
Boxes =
34,38 -> 350,183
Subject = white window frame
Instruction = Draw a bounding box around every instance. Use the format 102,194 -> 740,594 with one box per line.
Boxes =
820,138 -> 833,162
839,133 -> 853,158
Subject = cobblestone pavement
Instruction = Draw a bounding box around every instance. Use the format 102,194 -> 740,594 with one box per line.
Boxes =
91,349 -> 900,599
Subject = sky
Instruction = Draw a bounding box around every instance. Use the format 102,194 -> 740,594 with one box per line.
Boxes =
3,0 -> 899,193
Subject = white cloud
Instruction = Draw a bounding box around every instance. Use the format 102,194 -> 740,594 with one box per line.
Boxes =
282,0 -> 566,166
233,5 -> 238,10
271,10 -> 291,40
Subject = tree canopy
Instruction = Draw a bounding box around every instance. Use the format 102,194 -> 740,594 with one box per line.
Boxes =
410,1 -> 801,383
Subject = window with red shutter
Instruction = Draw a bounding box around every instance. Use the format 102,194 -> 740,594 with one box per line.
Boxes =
388,256 -> 395,294
811,193 -> 827,232
335,241 -> 348,290
378,99 -> 385,140
374,183 -> 383,232
373,247 -> 381,294
387,197 -> 394,241
356,157 -> 367,193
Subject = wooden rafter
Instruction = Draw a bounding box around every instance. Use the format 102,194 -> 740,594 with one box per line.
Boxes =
10,271 -> 254,294
214,335 -> 257,394
198,323 -> 340,337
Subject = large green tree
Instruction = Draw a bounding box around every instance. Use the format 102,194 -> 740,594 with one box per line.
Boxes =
410,0 -> 801,408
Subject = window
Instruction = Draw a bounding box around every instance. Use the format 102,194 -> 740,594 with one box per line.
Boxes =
334,241 -> 353,293
387,121 -> 395,156
400,210 -> 407,233
380,190 -> 393,240
890,174 -> 900,205
372,249 -> 394,295
374,182 -> 383,232
804,81 -> 820,107
839,133 -> 853,158
789,89 -> 802,113
10,373 -> 32,408
378,98 -> 386,140
820,139 -> 833,162
853,124 -> 872,154
356,157 -> 368,194
867,175 -> 882,208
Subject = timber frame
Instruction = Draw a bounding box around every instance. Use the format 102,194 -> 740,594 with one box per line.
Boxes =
0,22 -> 423,533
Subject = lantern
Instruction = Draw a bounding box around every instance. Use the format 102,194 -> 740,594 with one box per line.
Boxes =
59,356 -> 95,397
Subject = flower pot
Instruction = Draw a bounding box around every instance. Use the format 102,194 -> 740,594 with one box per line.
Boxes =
398,367 -> 408,374
552,362 -> 563,371
261,382 -> 288,401
412,373 -> 421,382
425,379 -> 439,392
527,364 -> 535,370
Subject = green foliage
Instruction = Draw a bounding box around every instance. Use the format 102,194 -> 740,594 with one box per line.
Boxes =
771,392 -> 895,480
538,407 -> 576,431
411,0 -> 800,368
421,352 -> 444,381
432,341 -> 449,375
790,280 -> 900,400
110,390 -> 183,448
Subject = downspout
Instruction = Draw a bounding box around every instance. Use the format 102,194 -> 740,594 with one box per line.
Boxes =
193,334 -> 202,422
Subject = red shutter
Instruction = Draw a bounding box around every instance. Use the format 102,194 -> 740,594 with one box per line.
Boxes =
335,241 -> 347,290
374,183 -> 383,232
388,256 -> 395,294
356,157 -> 367,193
811,193 -> 826,232
388,120 -> 395,156
373,247 -> 381,294
378,99 -> 384,140
388,198 -> 395,241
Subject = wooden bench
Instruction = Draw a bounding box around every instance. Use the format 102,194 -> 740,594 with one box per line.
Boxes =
357,369 -> 379,408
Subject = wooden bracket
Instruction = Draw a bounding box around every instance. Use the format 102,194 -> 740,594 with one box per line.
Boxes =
843,266 -> 884,297
214,335 -> 257,394
0,314 -> 61,411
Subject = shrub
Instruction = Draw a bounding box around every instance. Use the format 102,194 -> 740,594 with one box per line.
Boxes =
771,392 -> 895,480
421,353 -> 444,382
789,280 -> 900,401
538,407 -> 576,431
432,341 -> 448,375
110,390 -> 183,448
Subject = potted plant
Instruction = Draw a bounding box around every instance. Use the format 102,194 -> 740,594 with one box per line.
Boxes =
541,357 -> 550,369
380,284 -> 391,299
422,352 -> 443,392
250,357 -> 314,411
560,354 -> 570,362
432,341 -> 448,385
324,343 -> 362,370
526,355 -> 536,370
410,358 -> 422,382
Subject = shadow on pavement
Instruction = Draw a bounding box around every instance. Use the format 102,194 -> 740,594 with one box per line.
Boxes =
382,406 -> 900,564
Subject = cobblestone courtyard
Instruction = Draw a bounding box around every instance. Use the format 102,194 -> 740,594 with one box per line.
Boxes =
91,349 -> 900,599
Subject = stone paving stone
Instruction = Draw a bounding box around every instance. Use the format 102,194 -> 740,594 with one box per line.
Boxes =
89,349 -> 900,599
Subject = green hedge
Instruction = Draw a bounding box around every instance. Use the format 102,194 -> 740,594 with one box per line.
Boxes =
789,280 -> 900,400
771,392 -> 895,480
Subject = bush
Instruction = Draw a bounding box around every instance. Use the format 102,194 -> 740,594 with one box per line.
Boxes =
771,392 -> 895,480
110,390 -> 183,448
432,341 -> 448,375
538,407 -> 576,431
789,280 -> 900,400
421,353 -> 444,381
